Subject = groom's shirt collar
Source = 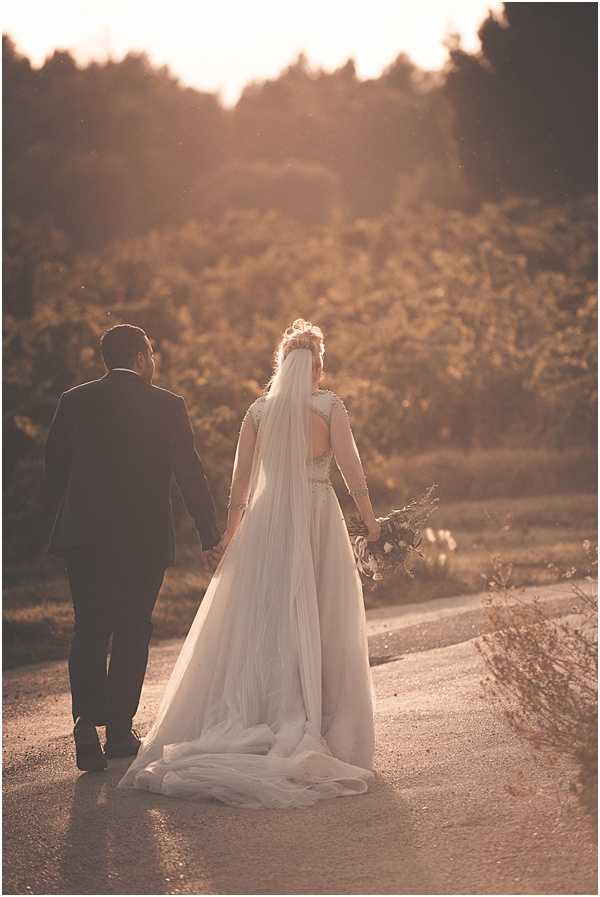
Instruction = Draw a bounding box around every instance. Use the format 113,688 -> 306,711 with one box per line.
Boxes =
111,368 -> 140,376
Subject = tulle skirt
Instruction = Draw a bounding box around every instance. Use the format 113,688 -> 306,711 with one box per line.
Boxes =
118,480 -> 376,809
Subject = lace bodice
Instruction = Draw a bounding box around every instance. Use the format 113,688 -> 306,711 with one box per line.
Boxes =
227,389 -> 369,511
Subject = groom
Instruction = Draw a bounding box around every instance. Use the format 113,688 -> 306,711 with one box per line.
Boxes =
44,324 -> 223,772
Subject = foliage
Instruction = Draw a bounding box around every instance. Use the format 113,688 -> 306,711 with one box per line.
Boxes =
3,36 -> 464,252
476,547 -> 598,822
186,158 -> 343,225
3,194 -> 596,565
377,446 -> 597,506
444,3 -> 597,200
5,5 -> 596,257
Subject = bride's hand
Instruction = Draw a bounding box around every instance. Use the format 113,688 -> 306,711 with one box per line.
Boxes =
218,527 -> 236,551
365,521 -> 381,542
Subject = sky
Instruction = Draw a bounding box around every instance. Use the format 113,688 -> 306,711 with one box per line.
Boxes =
3,1 -> 504,106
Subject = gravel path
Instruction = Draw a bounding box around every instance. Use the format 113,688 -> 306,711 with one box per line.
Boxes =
3,579 -> 597,895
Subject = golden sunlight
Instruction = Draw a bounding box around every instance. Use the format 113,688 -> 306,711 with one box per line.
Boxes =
3,0 -> 503,104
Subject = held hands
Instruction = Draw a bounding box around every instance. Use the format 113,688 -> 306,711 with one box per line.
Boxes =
199,527 -> 236,573
199,543 -> 224,573
217,527 -> 235,552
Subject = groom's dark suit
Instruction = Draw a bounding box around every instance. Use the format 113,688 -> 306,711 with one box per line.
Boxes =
44,368 -> 221,728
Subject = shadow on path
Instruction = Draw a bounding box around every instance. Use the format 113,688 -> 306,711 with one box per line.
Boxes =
58,769 -> 169,894
107,769 -> 434,895
6,757 -> 428,895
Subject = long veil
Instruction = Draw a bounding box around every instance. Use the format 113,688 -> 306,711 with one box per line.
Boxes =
118,348 -> 374,808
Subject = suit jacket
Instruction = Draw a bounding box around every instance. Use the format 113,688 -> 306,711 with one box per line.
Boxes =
44,369 -> 221,566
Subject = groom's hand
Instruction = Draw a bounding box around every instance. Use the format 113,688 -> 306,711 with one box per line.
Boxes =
199,551 -> 214,573
199,544 -> 222,573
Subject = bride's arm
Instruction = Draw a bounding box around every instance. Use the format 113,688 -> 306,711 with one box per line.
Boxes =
330,396 -> 380,540
224,407 -> 257,538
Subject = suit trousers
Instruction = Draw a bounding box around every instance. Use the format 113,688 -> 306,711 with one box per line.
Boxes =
64,546 -> 166,728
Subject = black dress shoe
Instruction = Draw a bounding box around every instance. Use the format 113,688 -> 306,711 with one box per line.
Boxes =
73,718 -> 107,772
104,728 -> 142,759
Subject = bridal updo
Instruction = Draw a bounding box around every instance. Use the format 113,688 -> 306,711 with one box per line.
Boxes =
262,318 -> 325,395
275,318 -> 325,370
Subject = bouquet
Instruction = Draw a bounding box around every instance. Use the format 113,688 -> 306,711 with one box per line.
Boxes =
347,483 -> 440,588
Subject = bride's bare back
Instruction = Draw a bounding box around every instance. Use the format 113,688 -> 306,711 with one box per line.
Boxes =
226,389 -> 369,513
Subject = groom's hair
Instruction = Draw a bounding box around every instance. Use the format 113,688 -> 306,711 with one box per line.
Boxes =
100,324 -> 149,370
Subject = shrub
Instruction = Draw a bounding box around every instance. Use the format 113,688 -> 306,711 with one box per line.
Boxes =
476,545 -> 598,823
4,196 -> 596,566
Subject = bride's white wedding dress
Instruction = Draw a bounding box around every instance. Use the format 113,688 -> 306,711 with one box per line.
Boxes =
118,349 -> 376,809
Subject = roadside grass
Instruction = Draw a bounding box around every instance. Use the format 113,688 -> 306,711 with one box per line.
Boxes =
3,451 -> 597,668
475,553 -> 598,824
367,446 -> 597,504
358,490 -> 597,607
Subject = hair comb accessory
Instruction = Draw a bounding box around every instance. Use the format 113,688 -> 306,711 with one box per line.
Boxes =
286,335 -> 313,351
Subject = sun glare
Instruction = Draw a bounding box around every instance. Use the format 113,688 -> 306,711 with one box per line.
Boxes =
3,0 -> 503,105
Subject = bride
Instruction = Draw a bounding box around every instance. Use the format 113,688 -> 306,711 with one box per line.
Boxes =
118,319 -> 381,809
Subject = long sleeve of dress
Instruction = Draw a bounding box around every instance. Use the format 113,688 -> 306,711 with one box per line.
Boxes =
227,407 -> 258,512
330,396 -> 369,498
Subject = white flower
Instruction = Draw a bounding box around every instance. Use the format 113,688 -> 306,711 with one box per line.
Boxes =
373,573 -> 384,581
582,539 -> 591,550
383,542 -> 394,554
425,527 -> 436,543
438,553 -> 447,566
355,537 -> 368,559
447,535 -> 457,551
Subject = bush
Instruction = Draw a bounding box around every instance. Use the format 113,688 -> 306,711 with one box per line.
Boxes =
476,547 -> 598,823
188,159 -> 343,226
3,196 -> 597,567
372,447 -> 597,504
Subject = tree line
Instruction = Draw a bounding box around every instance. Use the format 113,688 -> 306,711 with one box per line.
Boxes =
3,3 -> 596,256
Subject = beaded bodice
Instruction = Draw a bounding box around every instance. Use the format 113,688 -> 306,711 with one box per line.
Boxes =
248,390 -> 334,481
307,446 -> 335,481
245,389 -> 368,499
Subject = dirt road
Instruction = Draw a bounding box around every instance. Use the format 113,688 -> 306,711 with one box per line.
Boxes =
3,580 -> 597,894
